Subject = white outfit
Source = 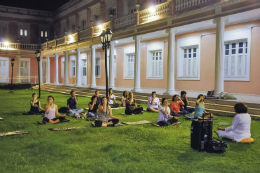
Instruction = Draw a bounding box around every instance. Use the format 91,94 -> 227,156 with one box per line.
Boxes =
218,113 -> 251,142
109,94 -> 116,104
148,97 -> 160,109
44,104 -> 56,119
157,106 -> 170,122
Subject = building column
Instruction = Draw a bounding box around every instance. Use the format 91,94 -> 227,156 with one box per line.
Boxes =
55,53 -> 59,85
46,55 -> 50,84
164,28 -> 177,95
16,55 -> 21,83
40,56 -> 43,83
132,36 -> 142,92
90,45 -> 96,88
213,17 -> 228,95
76,48 -> 81,87
64,51 -> 69,86
109,41 -> 115,89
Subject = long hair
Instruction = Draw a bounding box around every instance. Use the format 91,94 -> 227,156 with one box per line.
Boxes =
172,94 -> 178,101
123,91 -> 128,98
196,94 -> 204,106
100,97 -> 107,106
91,95 -> 97,102
162,98 -> 167,105
109,88 -> 113,94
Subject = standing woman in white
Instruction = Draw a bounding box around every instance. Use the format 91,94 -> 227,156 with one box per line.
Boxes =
217,103 -> 251,142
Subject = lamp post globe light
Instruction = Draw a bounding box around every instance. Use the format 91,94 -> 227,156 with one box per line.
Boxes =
100,28 -> 113,100
35,49 -> 41,98
10,58 -> 15,93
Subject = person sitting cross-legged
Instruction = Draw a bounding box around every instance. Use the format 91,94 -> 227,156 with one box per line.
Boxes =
39,96 -> 67,124
95,97 -> 122,127
157,98 -> 179,126
108,88 -> 121,108
27,92 -> 45,115
170,95 -> 187,116
67,90 -> 83,118
217,102 -> 251,143
95,90 -> 102,105
194,94 -> 212,119
147,91 -> 160,113
87,95 -> 98,117
180,91 -> 195,115
125,92 -> 143,115
121,90 -> 129,107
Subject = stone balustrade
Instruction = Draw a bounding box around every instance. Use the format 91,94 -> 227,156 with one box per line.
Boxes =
78,28 -> 93,40
114,13 -> 136,29
56,37 -> 65,46
175,0 -> 211,11
47,40 -> 56,49
0,42 -> 40,50
139,1 -> 170,23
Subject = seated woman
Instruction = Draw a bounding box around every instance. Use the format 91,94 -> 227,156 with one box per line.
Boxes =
125,92 -> 143,115
217,102 -> 251,142
121,91 -> 128,107
88,95 -> 98,117
95,97 -> 122,127
39,96 -> 67,124
108,88 -> 121,108
194,94 -> 212,119
170,95 -> 187,116
28,93 -> 45,115
158,98 -> 179,126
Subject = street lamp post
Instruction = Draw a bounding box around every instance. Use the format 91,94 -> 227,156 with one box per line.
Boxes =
10,58 -> 15,93
35,49 -> 41,98
100,28 -> 113,100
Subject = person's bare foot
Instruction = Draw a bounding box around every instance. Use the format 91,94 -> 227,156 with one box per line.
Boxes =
102,123 -> 107,127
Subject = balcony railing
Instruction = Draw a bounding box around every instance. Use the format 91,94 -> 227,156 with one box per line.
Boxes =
57,37 -> 65,46
139,1 -> 170,23
78,27 -> 92,40
114,13 -> 136,29
175,0 -> 212,11
0,42 -> 40,50
47,40 -> 56,49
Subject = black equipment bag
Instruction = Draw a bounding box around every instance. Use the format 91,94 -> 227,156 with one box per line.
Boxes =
191,118 -> 213,151
58,107 -> 69,113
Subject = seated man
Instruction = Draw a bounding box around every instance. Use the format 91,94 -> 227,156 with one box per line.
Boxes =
180,91 -> 195,115
217,102 -> 251,142
95,90 -> 102,105
147,91 -> 160,113
67,90 -> 83,118
27,92 -> 45,115
39,96 -> 67,124
88,95 -> 98,117
108,88 -> 121,108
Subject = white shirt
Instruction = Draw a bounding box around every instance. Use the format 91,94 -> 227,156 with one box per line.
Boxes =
109,94 -> 116,105
148,97 -> 160,109
157,106 -> 170,122
225,113 -> 251,142
44,104 -> 56,120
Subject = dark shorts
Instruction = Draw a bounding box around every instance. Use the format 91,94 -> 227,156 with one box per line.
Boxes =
42,117 -> 65,124
94,119 -> 119,127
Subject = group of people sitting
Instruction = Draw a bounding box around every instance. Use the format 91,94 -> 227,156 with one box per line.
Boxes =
28,88 -> 252,143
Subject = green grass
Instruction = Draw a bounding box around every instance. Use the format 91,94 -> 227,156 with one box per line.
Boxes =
0,89 -> 259,173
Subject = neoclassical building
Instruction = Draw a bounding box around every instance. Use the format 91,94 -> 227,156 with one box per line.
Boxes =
0,0 -> 260,95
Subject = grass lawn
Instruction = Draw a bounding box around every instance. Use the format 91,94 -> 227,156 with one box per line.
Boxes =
0,89 -> 259,173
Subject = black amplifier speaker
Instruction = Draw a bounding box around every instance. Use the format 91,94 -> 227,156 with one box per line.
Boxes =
191,119 -> 213,151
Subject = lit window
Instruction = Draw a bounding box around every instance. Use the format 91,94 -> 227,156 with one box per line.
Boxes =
95,58 -> 100,77
24,30 -> 27,36
41,31 -> 43,37
20,29 -> 23,36
45,31 -> 48,37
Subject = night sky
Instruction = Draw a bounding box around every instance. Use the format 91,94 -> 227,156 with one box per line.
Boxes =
0,0 -> 70,11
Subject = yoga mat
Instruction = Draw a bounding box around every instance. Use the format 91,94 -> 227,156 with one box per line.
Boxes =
49,127 -> 86,131
122,120 -> 150,125
0,131 -> 28,137
0,117 -> 3,121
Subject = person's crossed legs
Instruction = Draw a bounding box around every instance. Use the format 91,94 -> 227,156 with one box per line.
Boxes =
147,107 -> 159,113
